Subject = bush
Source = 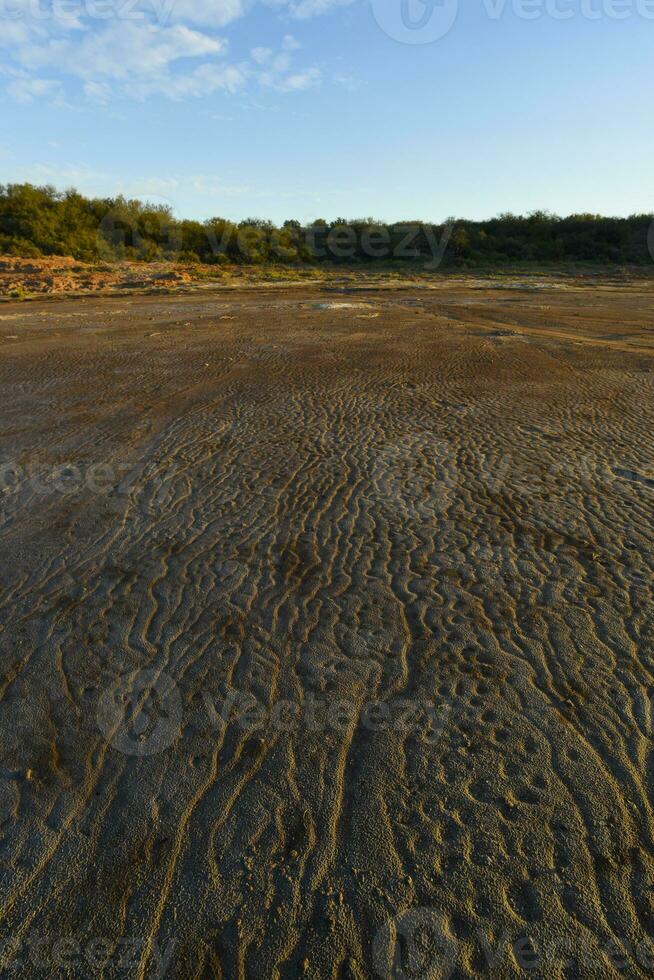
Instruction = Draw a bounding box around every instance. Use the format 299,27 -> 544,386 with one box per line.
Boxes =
1,183 -> 652,268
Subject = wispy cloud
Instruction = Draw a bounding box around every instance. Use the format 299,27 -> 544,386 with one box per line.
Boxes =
1,2 -> 333,104
284,0 -> 356,19
18,23 -> 226,80
255,40 -> 320,91
155,0 -> 251,28
282,33 -> 301,50
7,77 -> 65,104
334,72 -> 362,92
271,67 -> 321,91
130,62 -> 249,100
6,163 -> 252,204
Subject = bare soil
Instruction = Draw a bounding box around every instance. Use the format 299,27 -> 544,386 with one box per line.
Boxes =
1,278 -> 654,977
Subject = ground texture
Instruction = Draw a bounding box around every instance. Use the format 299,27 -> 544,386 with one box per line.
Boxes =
1,279 -> 654,978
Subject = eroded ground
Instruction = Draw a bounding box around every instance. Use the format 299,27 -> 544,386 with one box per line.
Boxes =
1,279 -> 654,978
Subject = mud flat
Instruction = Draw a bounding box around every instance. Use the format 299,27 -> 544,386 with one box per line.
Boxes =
1,279 -> 654,977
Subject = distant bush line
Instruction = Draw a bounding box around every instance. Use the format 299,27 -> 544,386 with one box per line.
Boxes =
1,183 -> 653,268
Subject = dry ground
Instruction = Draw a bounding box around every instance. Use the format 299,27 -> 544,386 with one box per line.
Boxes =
1,278 -> 654,977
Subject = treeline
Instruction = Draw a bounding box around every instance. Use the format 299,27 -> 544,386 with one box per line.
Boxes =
1,182 -> 652,267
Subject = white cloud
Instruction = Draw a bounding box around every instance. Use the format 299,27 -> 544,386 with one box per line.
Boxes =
286,0 -> 355,17
83,80 -> 113,102
131,61 -> 248,99
18,22 -> 225,80
334,72 -> 362,91
255,42 -> 319,91
282,33 -> 301,50
6,165 -> 251,203
30,162 -> 107,183
261,65 -> 320,91
7,77 -> 64,103
2,1 -> 328,103
0,22 -> 32,45
278,67 -> 320,90
6,19 -> 243,102
251,46 -> 273,64
154,0 -> 250,28
188,175 -> 251,196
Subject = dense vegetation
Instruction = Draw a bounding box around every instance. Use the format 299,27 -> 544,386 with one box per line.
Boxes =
1,182 -> 652,268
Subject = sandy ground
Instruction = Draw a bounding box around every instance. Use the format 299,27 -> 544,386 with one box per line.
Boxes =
2,254 -> 652,301
0,255 -> 401,299
0,256 -> 201,298
1,279 -> 654,977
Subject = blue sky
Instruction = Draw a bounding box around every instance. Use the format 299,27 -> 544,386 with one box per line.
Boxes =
0,0 -> 651,223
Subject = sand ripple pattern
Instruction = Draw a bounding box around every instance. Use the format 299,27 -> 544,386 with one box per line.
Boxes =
0,283 -> 653,977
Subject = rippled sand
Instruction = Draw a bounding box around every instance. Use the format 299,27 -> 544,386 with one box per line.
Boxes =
1,279 -> 654,977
